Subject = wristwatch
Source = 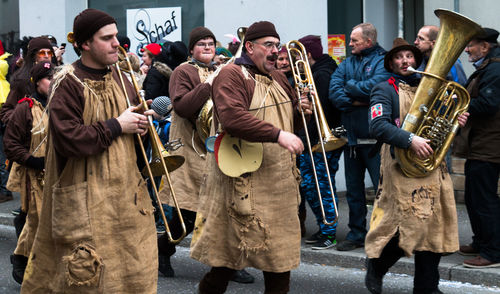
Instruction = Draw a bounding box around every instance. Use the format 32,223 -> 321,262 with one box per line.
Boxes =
408,133 -> 415,146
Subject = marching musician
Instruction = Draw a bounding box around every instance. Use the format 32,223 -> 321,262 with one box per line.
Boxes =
157,26 -> 217,278
364,38 -> 468,294
158,26 -> 255,284
296,35 -> 342,250
21,9 -> 158,293
4,62 -> 52,284
190,21 -> 311,293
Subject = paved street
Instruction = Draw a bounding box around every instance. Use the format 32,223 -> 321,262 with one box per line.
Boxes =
1,222 -> 500,293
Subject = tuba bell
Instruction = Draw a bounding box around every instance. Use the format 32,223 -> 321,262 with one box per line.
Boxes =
395,9 -> 483,177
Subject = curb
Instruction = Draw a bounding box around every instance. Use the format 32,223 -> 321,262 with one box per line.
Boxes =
0,212 -> 14,227
300,246 -> 500,288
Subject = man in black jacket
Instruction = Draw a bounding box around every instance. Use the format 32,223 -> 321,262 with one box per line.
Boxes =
454,28 -> 500,269
297,35 -> 343,250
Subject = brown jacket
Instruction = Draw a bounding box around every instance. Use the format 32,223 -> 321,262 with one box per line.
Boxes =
453,50 -> 500,163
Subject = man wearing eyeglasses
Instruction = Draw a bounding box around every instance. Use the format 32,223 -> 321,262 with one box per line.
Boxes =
414,25 -> 467,85
191,21 -> 312,293
157,26 -> 254,284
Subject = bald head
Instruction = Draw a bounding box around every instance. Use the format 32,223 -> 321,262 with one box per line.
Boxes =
414,25 -> 439,57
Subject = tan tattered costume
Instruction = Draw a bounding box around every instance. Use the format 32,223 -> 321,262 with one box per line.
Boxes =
161,61 -> 212,211
191,64 -> 301,272
365,83 -> 458,258
7,100 -> 47,257
21,64 -> 157,293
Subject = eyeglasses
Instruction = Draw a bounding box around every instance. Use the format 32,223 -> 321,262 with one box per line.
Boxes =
253,41 -> 282,51
37,49 -> 53,58
196,42 -> 215,48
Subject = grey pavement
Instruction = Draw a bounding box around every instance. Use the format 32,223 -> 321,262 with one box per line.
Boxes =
0,190 -> 499,289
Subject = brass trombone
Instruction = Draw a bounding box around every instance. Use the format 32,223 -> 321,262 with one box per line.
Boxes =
115,46 -> 187,244
286,40 -> 345,226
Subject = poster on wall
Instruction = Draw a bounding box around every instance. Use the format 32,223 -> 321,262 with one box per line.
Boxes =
126,7 -> 182,56
328,34 -> 346,64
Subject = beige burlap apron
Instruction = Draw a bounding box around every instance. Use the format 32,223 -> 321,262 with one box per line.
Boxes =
160,62 -> 212,211
365,83 -> 458,258
190,69 -> 301,272
21,67 -> 157,294
11,100 -> 47,257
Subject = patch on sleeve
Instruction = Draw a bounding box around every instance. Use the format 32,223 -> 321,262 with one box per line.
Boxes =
371,103 -> 383,119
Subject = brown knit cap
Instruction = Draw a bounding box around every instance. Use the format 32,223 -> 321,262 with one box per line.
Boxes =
245,21 -> 280,42
27,37 -> 54,60
188,27 -> 216,52
30,62 -> 54,85
72,9 -> 116,48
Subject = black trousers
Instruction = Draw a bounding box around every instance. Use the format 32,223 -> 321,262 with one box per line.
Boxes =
464,159 -> 500,262
369,236 -> 442,294
199,267 -> 290,294
157,208 -> 197,256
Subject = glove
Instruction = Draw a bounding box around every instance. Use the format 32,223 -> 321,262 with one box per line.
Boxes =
25,156 -> 45,171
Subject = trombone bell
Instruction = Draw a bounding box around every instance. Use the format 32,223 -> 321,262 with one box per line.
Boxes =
144,150 -> 185,177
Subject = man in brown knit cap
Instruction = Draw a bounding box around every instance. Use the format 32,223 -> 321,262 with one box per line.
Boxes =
21,8 -> 158,293
190,20 -> 311,294
157,25 -> 254,284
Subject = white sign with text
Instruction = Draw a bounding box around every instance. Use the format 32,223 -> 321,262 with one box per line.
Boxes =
126,7 -> 182,56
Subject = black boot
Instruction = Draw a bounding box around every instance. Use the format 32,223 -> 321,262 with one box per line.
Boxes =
365,259 -> 383,294
231,269 -> 255,284
158,254 -> 174,277
11,254 -> 28,284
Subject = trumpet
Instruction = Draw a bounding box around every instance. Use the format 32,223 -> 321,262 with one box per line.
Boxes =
286,40 -> 345,225
115,46 -> 187,244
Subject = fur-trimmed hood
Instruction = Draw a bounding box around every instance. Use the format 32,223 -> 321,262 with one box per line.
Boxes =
152,61 -> 172,79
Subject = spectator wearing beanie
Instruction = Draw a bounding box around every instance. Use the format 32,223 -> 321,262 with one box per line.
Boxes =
4,61 -> 53,284
20,8 -> 158,293
0,36 -> 54,126
296,34 -> 344,250
141,42 -> 161,74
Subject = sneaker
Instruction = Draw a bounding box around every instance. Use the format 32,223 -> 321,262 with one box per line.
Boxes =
458,244 -> 479,256
336,239 -> 363,251
156,222 -> 166,234
158,255 -> 175,277
11,254 -> 28,284
311,234 -> 337,250
0,193 -> 13,203
231,269 -> 255,284
11,207 -> 21,216
463,256 -> 500,268
305,230 -> 322,244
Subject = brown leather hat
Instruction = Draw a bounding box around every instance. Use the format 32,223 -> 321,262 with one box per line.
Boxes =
384,38 -> 423,72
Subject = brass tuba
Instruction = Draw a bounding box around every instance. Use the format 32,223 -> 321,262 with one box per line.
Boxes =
196,27 -> 247,144
394,9 -> 482,178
